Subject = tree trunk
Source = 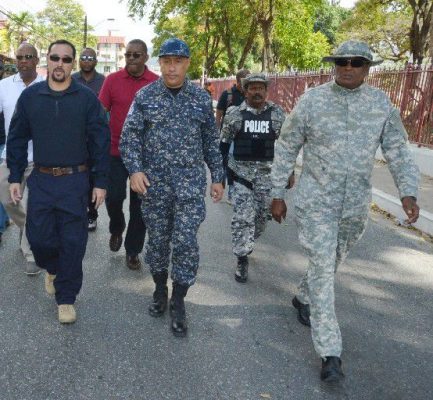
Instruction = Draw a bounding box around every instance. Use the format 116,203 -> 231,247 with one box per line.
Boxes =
237,19 -> 258,70
408,0 -> 433,64
260,19 -> 275,72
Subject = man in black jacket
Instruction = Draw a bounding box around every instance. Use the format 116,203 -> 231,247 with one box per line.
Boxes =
7,40 -> 110,324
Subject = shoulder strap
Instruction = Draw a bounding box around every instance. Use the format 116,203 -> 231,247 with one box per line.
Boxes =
226,89 -> 233,108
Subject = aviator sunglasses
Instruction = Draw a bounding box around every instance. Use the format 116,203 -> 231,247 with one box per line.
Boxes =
124,52 -> 143,59
16,54 -> 36,61
49,55 -> 74,64
80,55 -> 96,62
334,58 -> 370,68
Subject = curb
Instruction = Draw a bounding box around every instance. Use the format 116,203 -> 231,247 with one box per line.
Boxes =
372,188 -> 433,236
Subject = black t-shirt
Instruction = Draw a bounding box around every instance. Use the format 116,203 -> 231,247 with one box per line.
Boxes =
0,112 -> 5,145
168,87 -> 182,97
216,84 -> 245,115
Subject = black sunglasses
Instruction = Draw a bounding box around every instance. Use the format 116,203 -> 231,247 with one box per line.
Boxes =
124,52 -> 143,59
16,54 -> 36,61
335,58 -> 370,68
49,55 -> 74,64
80,55 -> 96,62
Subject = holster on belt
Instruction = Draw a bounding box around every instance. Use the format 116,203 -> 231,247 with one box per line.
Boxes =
229,168 -> 253,190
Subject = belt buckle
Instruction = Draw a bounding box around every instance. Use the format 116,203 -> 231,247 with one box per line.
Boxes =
52,167 -> 63,176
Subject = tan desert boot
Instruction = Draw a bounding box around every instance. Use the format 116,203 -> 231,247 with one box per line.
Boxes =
58,304 -> 76,324
45,273 -> 56,295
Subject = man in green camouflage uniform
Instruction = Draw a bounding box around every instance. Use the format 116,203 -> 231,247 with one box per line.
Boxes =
271,40 -> 420,382
220,73 -> 286,283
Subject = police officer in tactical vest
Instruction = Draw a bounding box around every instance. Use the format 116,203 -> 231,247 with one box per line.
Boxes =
220,73 -> 287,282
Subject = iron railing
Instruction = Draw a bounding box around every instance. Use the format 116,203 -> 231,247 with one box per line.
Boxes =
207,65 -> 433,148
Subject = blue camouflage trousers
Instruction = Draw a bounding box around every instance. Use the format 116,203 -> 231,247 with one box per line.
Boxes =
140,170 -> 206,287
231,173 -> 272,257
295,210 -> 368,358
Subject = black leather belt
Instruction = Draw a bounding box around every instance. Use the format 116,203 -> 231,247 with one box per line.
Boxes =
36,164 -> 88,176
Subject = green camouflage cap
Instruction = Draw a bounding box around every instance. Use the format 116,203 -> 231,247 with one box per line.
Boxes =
322,40 -> 383,66
241,73 -> 269,90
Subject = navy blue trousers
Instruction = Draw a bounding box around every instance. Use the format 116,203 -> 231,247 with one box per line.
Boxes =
26,170 -> 89,305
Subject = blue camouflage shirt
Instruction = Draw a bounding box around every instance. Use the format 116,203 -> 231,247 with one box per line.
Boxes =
120,78 -> 223,186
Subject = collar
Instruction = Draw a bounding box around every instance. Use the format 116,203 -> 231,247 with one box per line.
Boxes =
332,80 -> 366,94
12,73 -> 24,83
231,84 -> 241,94
78,70 -> 103,82
156,77 -> 193,96
120,66 -> 151,80
240,100 -> 272,113
37,79 -> 81,95
12,72 -> 40,85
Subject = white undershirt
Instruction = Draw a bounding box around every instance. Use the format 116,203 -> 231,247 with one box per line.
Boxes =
0,73 -> 45,161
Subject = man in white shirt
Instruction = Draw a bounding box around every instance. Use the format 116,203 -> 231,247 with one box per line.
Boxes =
0,43 -> 45,274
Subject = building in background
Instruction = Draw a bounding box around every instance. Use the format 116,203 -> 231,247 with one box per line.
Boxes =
97,33 -> 125,75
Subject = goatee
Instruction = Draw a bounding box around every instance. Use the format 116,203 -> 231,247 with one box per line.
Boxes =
51,73 -> 66,83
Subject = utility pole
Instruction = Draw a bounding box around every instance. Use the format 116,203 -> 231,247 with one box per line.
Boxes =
83,14 -> 88,48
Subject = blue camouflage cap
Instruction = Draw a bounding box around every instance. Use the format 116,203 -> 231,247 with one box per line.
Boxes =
159,38 -> 190,58
322,40 -> 383,66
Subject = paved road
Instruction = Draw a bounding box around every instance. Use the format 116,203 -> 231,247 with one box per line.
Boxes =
0,188 -> 432,400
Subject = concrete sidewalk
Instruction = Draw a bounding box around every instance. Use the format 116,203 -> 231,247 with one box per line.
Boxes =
372,145 -> 433,237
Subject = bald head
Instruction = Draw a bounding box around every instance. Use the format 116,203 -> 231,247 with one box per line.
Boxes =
79,47 -> 98,73
17,43 -> 38,57
16,42 -> 39,83
80,47 -> 97,58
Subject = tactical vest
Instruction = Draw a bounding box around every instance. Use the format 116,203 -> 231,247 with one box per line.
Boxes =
233,108 -> 276,161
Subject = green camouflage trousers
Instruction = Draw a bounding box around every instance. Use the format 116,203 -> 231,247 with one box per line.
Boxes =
231,176 -> 272,257
296,211 -> 368,357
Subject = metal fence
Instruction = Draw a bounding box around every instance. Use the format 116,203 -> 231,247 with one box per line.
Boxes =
207,65 -> 433,148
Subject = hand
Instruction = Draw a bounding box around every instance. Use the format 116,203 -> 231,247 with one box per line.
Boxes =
286,172 -> 295,189
130,172 -> 150,195
401,196 -> 419,224
9,183 -> 22,205
210,183 -> 224,203
271,199 -> 287,223
92,188 -> 106,209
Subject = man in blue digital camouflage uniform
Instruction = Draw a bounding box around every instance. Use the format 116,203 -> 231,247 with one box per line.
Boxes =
271,40 -> 420,382
120,38 -> 224,337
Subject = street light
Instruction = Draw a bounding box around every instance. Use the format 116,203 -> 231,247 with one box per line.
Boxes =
83,16 -> 115,48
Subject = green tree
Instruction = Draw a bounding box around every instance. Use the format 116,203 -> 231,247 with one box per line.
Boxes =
127,0 -> 329,74
36,0 -> 97,52
276,0 -> 331,69
130,0 -> 258,77
314,1 -> 352,46
0,11 -> 45,53
338,0 -> 432,64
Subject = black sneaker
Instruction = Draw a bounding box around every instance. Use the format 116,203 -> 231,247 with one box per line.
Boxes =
88,218 -> 97,232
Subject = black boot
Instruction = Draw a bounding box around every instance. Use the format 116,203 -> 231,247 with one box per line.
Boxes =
170,283 -> 188,337
292,296 -> 311,327
148,272 -> 168,317
235,256 -> 248,283
320,356 -> 344,382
